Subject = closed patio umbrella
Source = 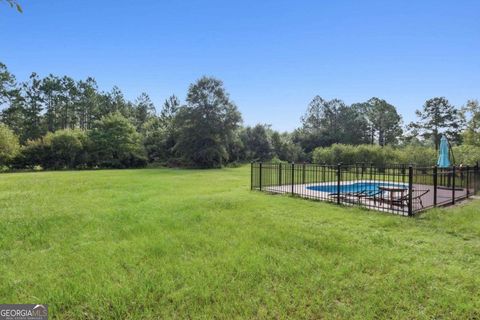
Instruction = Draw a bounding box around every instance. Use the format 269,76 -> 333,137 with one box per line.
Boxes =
437,135 -> 451,168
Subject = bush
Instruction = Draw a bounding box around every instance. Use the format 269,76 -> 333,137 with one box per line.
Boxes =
141,117 -> 175,163
312,143 -> 442,166
15,138 -> 49,169
452,145 -> 480,166
44,129 -> 88,169
13,130 -> 88,170
88,113 -> 147,168
0,124 -> 20,167
392,145 -> 436,166
312,144 -> 395,165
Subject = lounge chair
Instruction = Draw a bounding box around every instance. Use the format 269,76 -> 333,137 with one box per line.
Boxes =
376,189 -> 430,209
329,190 -> 369,203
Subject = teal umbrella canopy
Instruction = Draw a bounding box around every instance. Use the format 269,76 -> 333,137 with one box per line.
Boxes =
437,135 -> 451,168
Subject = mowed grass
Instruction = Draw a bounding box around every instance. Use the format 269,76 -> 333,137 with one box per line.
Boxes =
0,166 -> 479,319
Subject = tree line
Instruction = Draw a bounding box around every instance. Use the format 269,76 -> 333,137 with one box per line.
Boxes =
0,61 -> 479,170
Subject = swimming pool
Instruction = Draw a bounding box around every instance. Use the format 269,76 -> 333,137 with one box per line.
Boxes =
306,182 -> 407,195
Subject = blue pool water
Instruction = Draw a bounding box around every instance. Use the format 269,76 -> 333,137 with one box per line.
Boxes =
306,182 -> 407,195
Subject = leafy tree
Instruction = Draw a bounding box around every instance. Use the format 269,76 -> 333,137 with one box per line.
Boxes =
409,97 -> 463,150
89,113 -> 147,168
133,92 -> 155,130
297,96 -> 369,152
461,99 -> 480,146
76,77 -> 101,130
174,77 -> 241,168
0,63 -> 22,136
0,98 -> 24,138
142,95 -> 180,163
43,129 -> 88,169
102,86 -> 134,119
142,117 -> 168,163
226,129 -> 245,163
159,95 -> 180,126
41,74 -> 64,131
14,138 -> 46,169
20,73 -> 45,141
362,97 -> 402,146
0,62 -> 18,106
270,131 -> 304,162
0,124 -> 20,167
240,124 -> 274,161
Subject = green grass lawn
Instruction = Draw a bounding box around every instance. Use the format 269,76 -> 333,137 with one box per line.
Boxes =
1,166 -> 479,319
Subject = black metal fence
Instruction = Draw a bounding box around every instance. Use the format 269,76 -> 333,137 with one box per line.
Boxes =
251,162 -> 480,216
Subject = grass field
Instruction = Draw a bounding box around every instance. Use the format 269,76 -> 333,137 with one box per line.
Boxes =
1,166 -> 479,319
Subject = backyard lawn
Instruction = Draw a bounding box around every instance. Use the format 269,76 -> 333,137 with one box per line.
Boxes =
0,166 -> 479,319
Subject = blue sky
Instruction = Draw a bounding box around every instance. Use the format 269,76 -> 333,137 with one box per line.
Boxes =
1,0 -> 479,131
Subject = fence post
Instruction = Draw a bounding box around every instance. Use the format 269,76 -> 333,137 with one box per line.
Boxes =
475,162 -> 479,194
337,163 -> 341,204
278,163 -> 282,186
370,163 -> 373,181
452,166 -> 456,205
291,162 -> 295,195
259,162 -> 263,191
250,161 -> 254,190
466,165 -> 470,198
408,165 -> 413,216
433,165 -> 437,207
302,163 -> 306,184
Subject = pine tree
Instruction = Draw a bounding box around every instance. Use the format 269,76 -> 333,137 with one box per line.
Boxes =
410,97 -> 463,149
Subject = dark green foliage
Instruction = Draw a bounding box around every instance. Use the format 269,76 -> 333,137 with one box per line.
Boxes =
88,113 -> 147,168
297,96 -> 370,153
141,95 -> 181,164
240,124 -> 274,161
133,92 -> 155,130
270,131 -> 305,162
0,62 -> 18,105
142,117 -> 173,163
409,97 -> 464,149
142,95 -> 181,164
20,73 -> 46,141
14,130 -> 88,169
44,130 -> 88,169
237,125 -> 305,162
173,77 -> 242,168
362,97 -> 403,146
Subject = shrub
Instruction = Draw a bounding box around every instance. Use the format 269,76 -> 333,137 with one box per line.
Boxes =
312,144 -> 395,165
14,130 -> 88,170
43,129 -> 88,169
15,138 -> 49,169
452,145 -> 480,166
0,124 -> 20,167
88,113 -> 147,168
312,143 -> 442,166
392,145 -> 436,166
